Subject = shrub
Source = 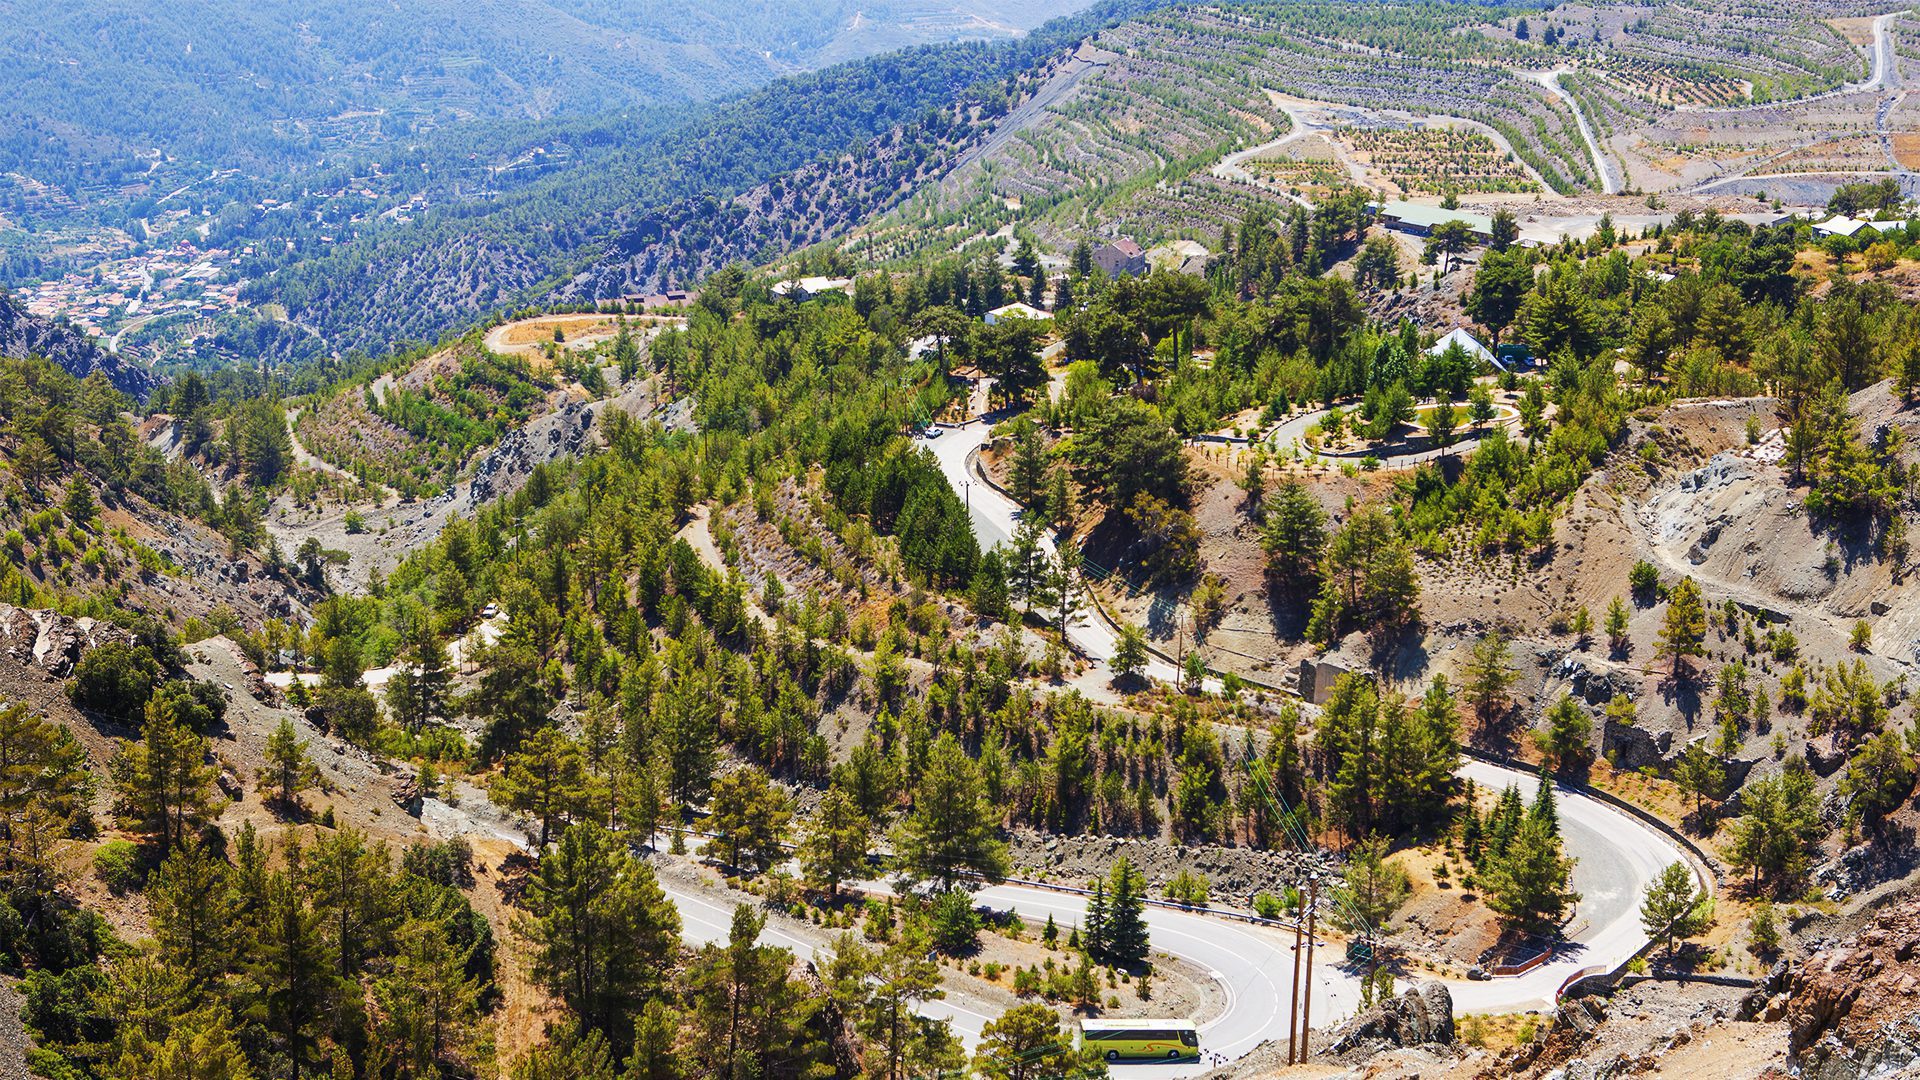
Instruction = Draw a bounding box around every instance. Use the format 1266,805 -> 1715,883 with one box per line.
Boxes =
1628,560 -> 1661,602
1749,901 -> 1780,954
928,890 -> 980,955
1165,869 -> 1209,906
92,840 -> 142,894
67,641 -> 161,718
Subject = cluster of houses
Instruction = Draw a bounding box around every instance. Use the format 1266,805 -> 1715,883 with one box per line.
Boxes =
1375,201 -> 1498,240
769,276 -> 854,301
1374,197 -> 1918,250
19,238 -> 245,338
770,238 -> 1159,324
1812,215 -> 1915,240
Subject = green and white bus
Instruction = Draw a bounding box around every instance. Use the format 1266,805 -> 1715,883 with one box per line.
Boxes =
1079,1018 -> 1200,1062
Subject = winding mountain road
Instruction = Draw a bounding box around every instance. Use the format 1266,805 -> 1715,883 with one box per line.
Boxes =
488,422 -> 1696,1073
908,421 -> 1694,1069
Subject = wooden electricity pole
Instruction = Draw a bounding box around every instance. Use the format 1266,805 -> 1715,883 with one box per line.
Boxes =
1301,873 -> 1320,1061
1287,912 -> 1303,1063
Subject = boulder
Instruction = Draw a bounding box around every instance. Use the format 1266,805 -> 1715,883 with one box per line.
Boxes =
1554,996 -> 1606,1037
1805,733 -> 1848,778
0,603 -> 132,678
1326,981 -> 1455,1054
392,776 -> 423,816
1556,654 -> 1635,707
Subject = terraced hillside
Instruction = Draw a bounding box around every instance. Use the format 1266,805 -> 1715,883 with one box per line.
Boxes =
845,0 -> 1900,265
293,340 -> 555,497
858,1 -> 1597,261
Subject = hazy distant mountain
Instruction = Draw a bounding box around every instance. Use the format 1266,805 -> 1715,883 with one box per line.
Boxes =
0,0 -> 1090,189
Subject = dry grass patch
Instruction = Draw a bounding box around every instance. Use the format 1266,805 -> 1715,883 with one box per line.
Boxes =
498,314 -> 622,347
1892,132 -> 1920,170
1825,15 -> 1878,46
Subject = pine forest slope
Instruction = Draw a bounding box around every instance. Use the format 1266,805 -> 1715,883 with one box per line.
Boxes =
0,0 -> 1092,198
243,0 -> 1182,356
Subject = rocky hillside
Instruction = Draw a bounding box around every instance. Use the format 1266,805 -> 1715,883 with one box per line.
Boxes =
0,291 -> 156,399
1788,899 -> 1920,1079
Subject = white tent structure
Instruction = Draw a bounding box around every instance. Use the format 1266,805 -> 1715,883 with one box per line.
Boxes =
1427,326 -> 1496,367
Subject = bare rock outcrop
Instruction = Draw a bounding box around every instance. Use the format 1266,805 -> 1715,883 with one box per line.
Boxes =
1788,901 -> 1920,1079
1327,981 -> 1455,1056
0,604 -> 132,679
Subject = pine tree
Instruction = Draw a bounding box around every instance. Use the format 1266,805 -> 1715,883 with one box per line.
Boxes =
706,765 -> 792,875
798,785 -> 870,898
387,634 -> 453,734
1261,480 -> 1327,594
1673,741 -> 1726,822
493,726 -> 590,848
1240,446 -> 1267,508
63,477 -> 96,528
97,953 -> 249,1079
0,700 -> 90,889
1410,674 -> 1462,820
112,696 -> 220,849
148,837 -> 240,987
1082,878 -> 1110,960
1317,674 -> 1381,837
1605,595 -> 1630,655
373,916 -> 485,1074
1009,428 -> 1048,507
253,871 -> 340,1080
1332,835 -> 1411,941
1046,467 -> 1074,531
685,905 -> 825,1080
1101,857 -> 1150,967
1480,815 -> 1580,932
624,999 -> 683,1080
1640,862 -> 1713,958
1479,784 -> 1526,863
512,1021 -> 618,1079
1007,515 -> 1052,614
1528,770 -> 1559,837
1729,762 -> 1823,894
974,1003 -> 1083,1080
1535,695 -> 1593,774
1842,729 -> 1916,825
613,318 -> 642,381
1463,630 -> 1518,732
827,930 -> 958,1080
617,754 -> 669,848
305,827 -> 400,979
896,735 -> 1010,891
1657,577 -> 1708,681
1112,622 -> 1150,683
1051,543 -> 1082,637
519,822 -> 681,1045
262,717 -> 318,808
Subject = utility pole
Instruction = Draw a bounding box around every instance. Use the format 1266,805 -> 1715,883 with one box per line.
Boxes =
1301,872 -> 1320,1062
1287,902 -> 1304,1064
